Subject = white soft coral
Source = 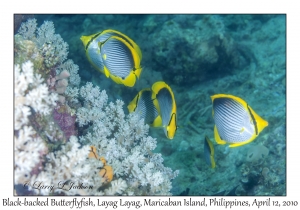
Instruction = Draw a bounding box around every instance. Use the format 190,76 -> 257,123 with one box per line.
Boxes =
14,60 -> 57,184
14,60 -> 58,129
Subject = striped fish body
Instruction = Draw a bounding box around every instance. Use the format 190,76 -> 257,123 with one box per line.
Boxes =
80,29 -> 142,87
211,94 -> 268,147
99,29 -> 142,60
100,36 -> 142,87
152,81 -> 177,139
127,88 -> 162,126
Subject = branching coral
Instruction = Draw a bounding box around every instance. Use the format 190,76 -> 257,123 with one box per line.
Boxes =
15,61 -> 58,128
14,18 -> 178,196
14,60 -> 57,185
77,82 -> 179,195
16,18 -> 81,105
18,19 -> 68,69
29,136 -> 102,195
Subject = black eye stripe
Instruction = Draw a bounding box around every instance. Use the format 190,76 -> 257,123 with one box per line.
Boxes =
85,32 -> 102,51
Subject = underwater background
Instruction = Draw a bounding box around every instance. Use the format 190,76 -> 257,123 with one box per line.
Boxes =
14,14 -> 286,196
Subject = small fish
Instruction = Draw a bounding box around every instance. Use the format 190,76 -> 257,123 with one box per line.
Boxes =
127,88 -> 162,126
152,81 -> 177,139
211,94 -> 268,147
204,136 -> 216,168
80,29 -> 142,87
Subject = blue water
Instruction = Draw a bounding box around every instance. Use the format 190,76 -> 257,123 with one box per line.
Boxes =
16,14 -> 286,195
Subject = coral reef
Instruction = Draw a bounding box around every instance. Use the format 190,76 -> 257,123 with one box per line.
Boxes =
237,142 -> 285,196
47,69 -> 70,104
14,15 -> 286,196
53,105 -> 77,140
14,14 -> 34,33
77,82 -> 179,195
14,18 -> 178,196
14,60 -> 57,185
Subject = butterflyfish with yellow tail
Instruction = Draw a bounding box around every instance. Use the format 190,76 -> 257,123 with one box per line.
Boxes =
211,94 -> 268,148
80,29 -> 142,87
204,136 -> 216,168
128,81 -> 177,139
151,81 -> 177,139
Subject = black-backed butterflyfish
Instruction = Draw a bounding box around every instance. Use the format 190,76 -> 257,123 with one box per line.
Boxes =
151,81 -> 177,139
204,136 -> 216,168
127,88 -> 162,126
128,81 -> 177,139
80,29 -> 142,87
211,94 -> 268,148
